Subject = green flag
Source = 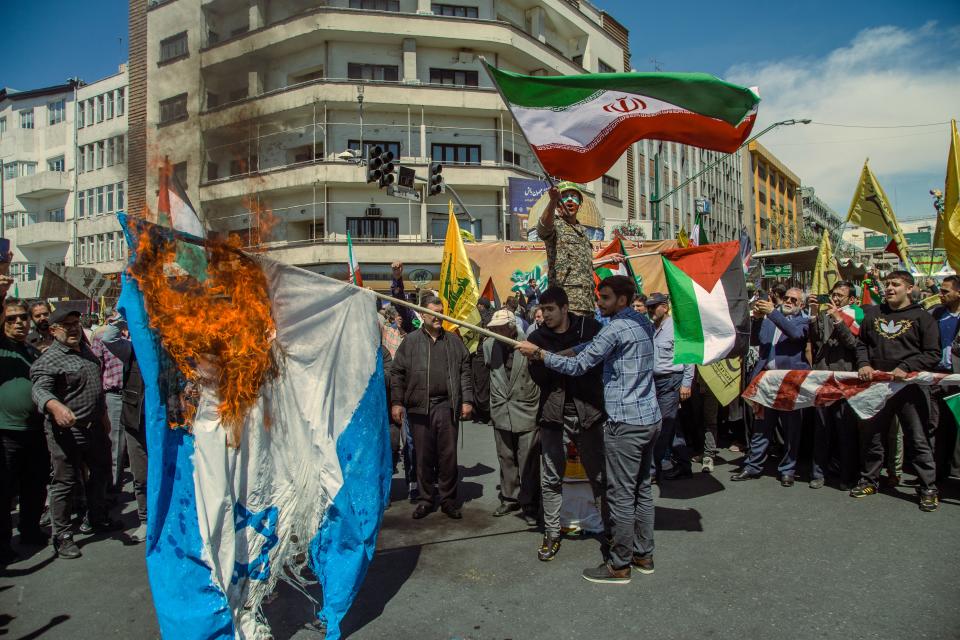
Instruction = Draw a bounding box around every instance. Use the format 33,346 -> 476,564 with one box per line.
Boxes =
945,392 -> 960,431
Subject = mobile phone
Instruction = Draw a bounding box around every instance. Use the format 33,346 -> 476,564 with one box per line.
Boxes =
756,290 -> 769,301
817,294 -> 830,304
0,238 -> 9,262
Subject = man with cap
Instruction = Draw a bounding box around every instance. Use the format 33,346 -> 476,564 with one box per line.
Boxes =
537,182 -> 598,317
484,309 -> 541,524
30,307 -> 120,559
646,293 -> 695,480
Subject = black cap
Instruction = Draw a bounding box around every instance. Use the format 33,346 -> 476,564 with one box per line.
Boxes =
646,292 -> 669,307
49,308 -> 81,325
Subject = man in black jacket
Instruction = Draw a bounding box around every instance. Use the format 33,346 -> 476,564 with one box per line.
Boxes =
526,287 -> 606,562
390,296 -> 474,520
853,270 -> 941,511
807,281 -> 860,489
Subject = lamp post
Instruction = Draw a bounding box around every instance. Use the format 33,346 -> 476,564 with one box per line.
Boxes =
650,118 -> 811,239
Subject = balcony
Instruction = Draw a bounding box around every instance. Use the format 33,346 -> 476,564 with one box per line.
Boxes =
16,172 -> 71,199
7,221 -> 71,248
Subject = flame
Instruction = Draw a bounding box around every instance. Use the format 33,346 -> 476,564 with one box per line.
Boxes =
126,211 -> 277,446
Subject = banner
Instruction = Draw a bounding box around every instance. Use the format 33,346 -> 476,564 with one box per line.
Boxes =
697,357 -> 742,406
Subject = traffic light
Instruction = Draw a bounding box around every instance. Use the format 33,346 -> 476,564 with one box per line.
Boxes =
428,162 -> 444,196
365,145 -> 396,189
378,149 -> 395,189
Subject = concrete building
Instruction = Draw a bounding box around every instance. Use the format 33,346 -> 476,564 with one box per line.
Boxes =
742,140 -> 801,251
799,185 -> 841,246
634,140 -> 744,243
134,0 -> 635,286
0,69 -> 128,299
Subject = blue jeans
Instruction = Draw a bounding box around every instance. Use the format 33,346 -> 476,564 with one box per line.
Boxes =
604,419 -> 661,569
742,408 -> 802,477
652,373 -> 683,476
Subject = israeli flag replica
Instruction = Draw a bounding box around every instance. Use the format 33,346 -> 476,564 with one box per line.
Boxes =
118,214 -> 391,639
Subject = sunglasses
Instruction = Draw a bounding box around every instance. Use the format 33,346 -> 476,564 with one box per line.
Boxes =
4,313 -> 29,323
783,296 -> 801,303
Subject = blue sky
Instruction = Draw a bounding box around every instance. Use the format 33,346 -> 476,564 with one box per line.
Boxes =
2,0 -> 959,221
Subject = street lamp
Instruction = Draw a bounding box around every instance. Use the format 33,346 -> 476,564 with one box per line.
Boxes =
649,118 -> 812,239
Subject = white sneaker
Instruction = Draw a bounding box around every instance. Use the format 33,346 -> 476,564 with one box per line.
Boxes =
130,524 -> 148,543
701,456 -> 714,473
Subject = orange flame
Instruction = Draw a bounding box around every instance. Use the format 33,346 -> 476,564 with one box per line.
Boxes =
126,211 -> 277,446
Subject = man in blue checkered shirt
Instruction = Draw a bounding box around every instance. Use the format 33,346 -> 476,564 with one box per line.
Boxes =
517,275 -> 661,585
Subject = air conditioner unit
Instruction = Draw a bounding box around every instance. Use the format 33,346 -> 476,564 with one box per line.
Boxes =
365,206 -> 382,217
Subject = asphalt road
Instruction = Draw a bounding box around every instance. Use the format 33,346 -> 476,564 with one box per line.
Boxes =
2,422 -> 959,640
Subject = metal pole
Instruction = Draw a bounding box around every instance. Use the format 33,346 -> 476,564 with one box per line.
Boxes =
478,56 -> 556,188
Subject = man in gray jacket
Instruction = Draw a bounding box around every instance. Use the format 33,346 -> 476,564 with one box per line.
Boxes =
484,309 -> 540,525
391,297 -> 474,520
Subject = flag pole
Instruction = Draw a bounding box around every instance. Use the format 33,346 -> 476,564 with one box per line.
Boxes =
479,56 -> 557,189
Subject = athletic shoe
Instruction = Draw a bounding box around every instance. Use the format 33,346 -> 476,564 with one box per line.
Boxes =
849,483 -> 877,498
919,489 -> 939,513
492,502 -> 520,517
631,554 -> 654,574
537,535 -> 561,561
701,456 -> 714,473
130,524 -> 148,543
809,478 -> 825,489
582,563 -> 631,584
54,535 -> 82,559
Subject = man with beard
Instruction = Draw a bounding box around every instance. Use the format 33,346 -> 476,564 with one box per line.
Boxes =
731,287 -> 811,487
27,301 -> 54,352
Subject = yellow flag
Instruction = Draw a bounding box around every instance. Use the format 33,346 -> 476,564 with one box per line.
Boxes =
439,202 -> 482,350
846,160 -> 910,262
942,120 -> 960,272
696,357 -> 742,407
811,229 -> 837,297
676,227 -> 690,249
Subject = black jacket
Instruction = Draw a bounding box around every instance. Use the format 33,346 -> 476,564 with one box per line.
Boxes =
856,303 -> 941,372
526,313 -> 605,428
810,311 -> 859,371
390,328 -> 474,417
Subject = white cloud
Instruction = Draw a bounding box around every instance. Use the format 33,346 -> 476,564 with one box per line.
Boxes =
726,22 -> 960,219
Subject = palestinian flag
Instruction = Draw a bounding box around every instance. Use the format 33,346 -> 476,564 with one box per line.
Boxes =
861,278 -> 881,305
662,241 -> 749,364
837,305 -> 864,336
945,392 -> 960,430
480,277 -> 501,308
594,236 -> 637,289
484,61 -> 759,183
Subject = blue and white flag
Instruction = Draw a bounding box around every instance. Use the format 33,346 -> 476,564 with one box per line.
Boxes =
118,216 -> 391,639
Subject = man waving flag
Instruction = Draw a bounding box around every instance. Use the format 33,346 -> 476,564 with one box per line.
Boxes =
483,60 -> 760,183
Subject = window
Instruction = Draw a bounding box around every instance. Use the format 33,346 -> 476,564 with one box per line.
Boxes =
86,189 -> 94,216
2,163 -> 15,180
347,63 -> 399,82
10,263 -> 38,282
76,102 -> 84,128
80,238 -> 87,264
20,109 -> 34,129
48,100 -> 66,125
502,149 -> 519,165
78,190 -> 86,217
0,117 -> 5,136
160,32 -> 189,63
48,156 -> 65,172
106,184 -> 115,212
115,135 -> 125,164
431,3 -> 479,17
347,217 -> 399,240
348,0 -> 400,10
602,175 -> 620,200
96,141 -> 105,169
432,216 -> 481,241
429,68 -> 479,86
101,234 -> 109,262
86,99 -> 94,124
48,208 -> 65,223
105,92 -> 114,119
96,95 -> 105,122
108,234 -> 116,261
96,186 -> 104,215
118,232 -> 126,259
598,59 -> 616,73
106,138 -> 115,167
431,143 -> 481,164
116,88 -> 125,116
86,145 -> 94,172
116,182 -> 125,210
18,162 -> 37,177
159,94 -> 188,124
348,139 -> 400,160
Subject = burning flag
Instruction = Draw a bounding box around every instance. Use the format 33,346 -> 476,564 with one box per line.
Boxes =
157,159 -> 207,280
661,241 -> 750,364
118,215 -> 390,640
347,230 -> 363,286
483,61 -> 759,182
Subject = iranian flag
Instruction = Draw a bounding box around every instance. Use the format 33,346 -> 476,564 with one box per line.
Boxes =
347,231 -> 363,286
662,241 -> 749,364
861,278 -> 881,305
484,61 -> 760,183
837,304 -> 864,336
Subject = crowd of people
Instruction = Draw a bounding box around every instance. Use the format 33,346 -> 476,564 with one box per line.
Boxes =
1,262 -> 147,563
380,184 -> 960,585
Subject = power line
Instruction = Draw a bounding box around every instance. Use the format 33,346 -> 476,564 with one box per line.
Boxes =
810,120 -> 951,129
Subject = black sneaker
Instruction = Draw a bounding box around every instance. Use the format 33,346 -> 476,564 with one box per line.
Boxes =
849,483 -> 877,498
79,517 -> 124,535
919,489 -> 939,513
537,535 -> 561,561
54,535 -> 82,559
582,562 -> 631,584
631,554 -> 654,574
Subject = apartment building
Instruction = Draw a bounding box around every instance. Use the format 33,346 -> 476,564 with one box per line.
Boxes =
634,139 -> 744,243
0,69 -> 128,299
799,185 -> 841,246
136,0 -> 635,285
742,140 -> 801,250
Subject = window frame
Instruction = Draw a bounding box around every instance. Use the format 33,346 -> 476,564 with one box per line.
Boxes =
428,68 -> 479,87
431,142 -> 481,165
19,109 -> 34,129
346,216 -> 400,240
346,63 -> 400,82
431,3 -> 479,18
47,156 -> 65,172
159,31 -> 189,64
48,99 -> 66,125
159,93 -> 189,124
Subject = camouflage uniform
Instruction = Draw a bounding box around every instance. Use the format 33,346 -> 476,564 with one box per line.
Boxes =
537,215 -> 596,315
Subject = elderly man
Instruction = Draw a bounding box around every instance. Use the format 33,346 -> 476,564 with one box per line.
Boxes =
537,181 -> 597,316
391,296 -> 474,520
732,287 -> 811,486
484,309 -> 540,525
645,293 -> 694,480
31,308 -> 121,559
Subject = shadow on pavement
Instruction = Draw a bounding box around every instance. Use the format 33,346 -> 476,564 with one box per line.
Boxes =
657,473 -> 725,500
654,506 -> 704,532
340,544 -> 422,639
8,614 -> 70,639
0,554 -> 56,578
